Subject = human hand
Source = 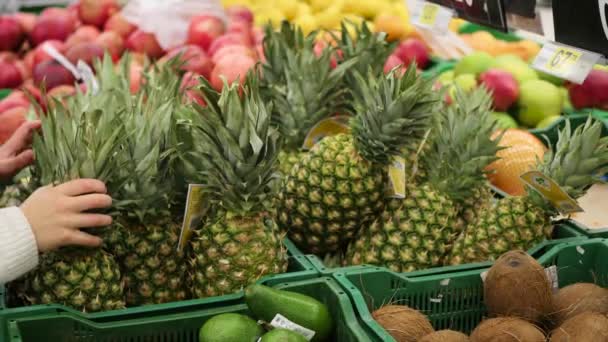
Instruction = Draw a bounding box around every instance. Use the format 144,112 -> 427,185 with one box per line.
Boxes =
20,179 -> 113,252
0,121 -> 41,182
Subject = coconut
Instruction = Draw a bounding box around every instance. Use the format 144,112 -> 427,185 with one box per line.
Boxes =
470,317 -> 545,342
372,305 -> 434,342
420,330 -> 469,342
552,283 -> 608,325
484,250 -> 553,323
549,312 -> 608,341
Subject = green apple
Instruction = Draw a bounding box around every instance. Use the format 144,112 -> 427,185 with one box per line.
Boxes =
454,51 -> 494,76
517,80 -> 562,127
491,111 -> 518,129
491,55 -> 538,84
449,74 -> 477,99
536,115 -> 562,129
438,70 -> 455,83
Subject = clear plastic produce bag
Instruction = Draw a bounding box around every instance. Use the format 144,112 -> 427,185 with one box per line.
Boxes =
121,0 -> 227,50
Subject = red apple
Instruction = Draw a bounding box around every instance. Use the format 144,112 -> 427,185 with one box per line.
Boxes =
313,40 -> 342,69
226,21 -> 253,43
78,0 -> 119,28
0,52 -> 18,63
226,6 -> 254,25
208,34 -> 250,57
125,30 -> 165,58
33,40 -> 66,67
14,12 -> 36,35
181,72 -> 206,106
65,42 -> 105,66
13,60 -> 30,81
0,16 -> 25,51
210,54 -> 256,91
383,54 -> 405,75
126,61 -> 143,94
187,15 -> 225,52
0,107 -> 28,144
479,69 -> 520,111
33,60 -> 76,90
0,61 -> 23,89
393,38 -> 430,69
211,45 -> 256,65
252,26 -> 265,45
65,25 -> 101,48
0,91 -> 29,113
104,13 -> 136,39
30,15 -> 76,46
164,45 -> 213,79
95,31 -> 124,61
568,69 -> 608,109
20,82 -> 42,105
23,50 -> 35,75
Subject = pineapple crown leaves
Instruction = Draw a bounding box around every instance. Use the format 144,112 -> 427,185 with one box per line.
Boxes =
349,66 -> 441,165
533,117 -> 608,202
262,21 -> 357,150
423,86 -> 504,201
193,73 -> 282,216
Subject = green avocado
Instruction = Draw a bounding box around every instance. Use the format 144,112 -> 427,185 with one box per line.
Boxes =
199,313 -> 263,342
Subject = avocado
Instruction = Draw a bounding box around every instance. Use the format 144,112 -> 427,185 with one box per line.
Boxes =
199,313 -> 263,342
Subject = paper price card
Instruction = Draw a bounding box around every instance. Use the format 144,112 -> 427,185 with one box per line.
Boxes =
302,116 -> 350,150
408,0 -> 453,33
532,43 -> 601,84
177,184 -> 207,252
520,171 -> 583,215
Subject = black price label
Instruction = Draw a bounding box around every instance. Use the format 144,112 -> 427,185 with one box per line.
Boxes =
426,0 -> 508,32
553,0 -> 608,57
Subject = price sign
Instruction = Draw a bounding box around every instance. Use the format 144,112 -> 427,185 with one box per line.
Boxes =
553,0 -> 608,57
424,0 -> 508,32
409,0 -> 454,33
532,43 -> 601,84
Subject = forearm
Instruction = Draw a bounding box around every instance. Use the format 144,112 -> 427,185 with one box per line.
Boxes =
0,207 -> 39,284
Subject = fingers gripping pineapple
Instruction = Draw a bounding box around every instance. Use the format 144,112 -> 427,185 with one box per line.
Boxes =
345,87 -> 502,272
189,76 -> 288,299
447,117 -> 608,265
277,67 -> 439,255
261,22 -> 355,177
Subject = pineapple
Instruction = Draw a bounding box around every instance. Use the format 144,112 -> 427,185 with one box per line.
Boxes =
23,70 -> 129,312
261,21 -> 355,176
344,87 -> 502,272
189,75 -> 288,299
109,61 -> 189,306
447,117 -> 608,265
277,67 -> 439,255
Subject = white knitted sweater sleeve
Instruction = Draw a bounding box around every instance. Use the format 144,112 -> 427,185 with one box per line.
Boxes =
0,207 -> 39,284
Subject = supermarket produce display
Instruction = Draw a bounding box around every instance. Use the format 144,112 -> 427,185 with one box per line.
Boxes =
0,0 -> 608,341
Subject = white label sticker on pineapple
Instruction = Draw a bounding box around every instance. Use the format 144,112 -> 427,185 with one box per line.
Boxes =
177,184 -> 206,252
302,116 -> 350,150
407,0 -> 453,34
270,314 -> 316,341
520,171 -> 584,215
531,42 -> 601,84
388,156 -> 406,199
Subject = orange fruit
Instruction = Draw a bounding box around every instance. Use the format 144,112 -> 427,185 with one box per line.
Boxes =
486,129 -> 547,196
373,14 -> 408,42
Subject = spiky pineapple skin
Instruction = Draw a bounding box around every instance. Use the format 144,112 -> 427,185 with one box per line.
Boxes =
459,186 -> 494,228
117,219 -> 188,306
277,134 -> 386,254
446,196 -> 551,266
278,150 -> 306,178
26,249 -> 125,312
190,214 -> 287,299
345,184 -> 459,272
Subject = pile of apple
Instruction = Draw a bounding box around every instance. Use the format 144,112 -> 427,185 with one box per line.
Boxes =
436,51 -> 572,130
0,0 -> 264,143
382,38 -> 431,75
567,66 -> 608,112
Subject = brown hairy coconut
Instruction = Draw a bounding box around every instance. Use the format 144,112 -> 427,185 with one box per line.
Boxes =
484,250 -> 553,323
420,330 -> 469,342
470,317 -> 545,342
552,282 -> 608,325
549,312 -> 608,341
372,305 -> 434,342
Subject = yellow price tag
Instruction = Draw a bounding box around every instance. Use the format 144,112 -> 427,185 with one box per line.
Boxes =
177,184 -> 207,252
388,156 -> 406,199
520,171 -> 583,215
302,116 -> 350,150
420,3 -> 440,26
546,48 -> 582,72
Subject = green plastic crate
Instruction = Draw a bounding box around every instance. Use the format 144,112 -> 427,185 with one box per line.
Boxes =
458,23 -> 522,42
421,60 -> 456,79
4,276 -> 374,342
0,89 -> 11,101
333,238 -> 608,340
1,237 -> 316,313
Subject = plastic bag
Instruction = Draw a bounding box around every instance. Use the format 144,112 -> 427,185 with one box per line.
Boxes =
121,0 -> 227,50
